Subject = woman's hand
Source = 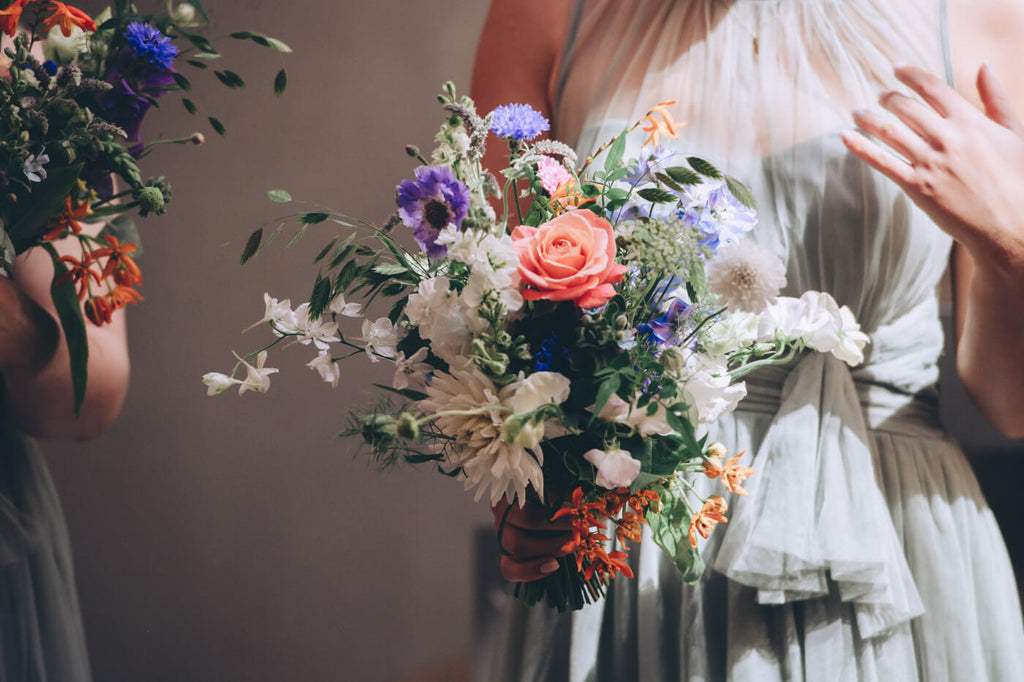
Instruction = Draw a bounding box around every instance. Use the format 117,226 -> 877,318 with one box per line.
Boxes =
492,496 -> 576,582
842,63 -> 1024,276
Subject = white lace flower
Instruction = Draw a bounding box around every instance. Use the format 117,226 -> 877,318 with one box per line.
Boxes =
307,351 -> 341,388
584,448 -> 642,489
392,347 -> 431,391
360,317 -> 397,362
707,240 -> 787,313
236,351 -> 278,394
202,372 -> 241,396
329,292 -> 363,318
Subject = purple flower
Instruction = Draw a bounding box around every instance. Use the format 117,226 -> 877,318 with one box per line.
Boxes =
684,183 -> 757,255
625,145 -> 676,185
489,103 -> 550,141
125,22 -> 178,70
637,298 -> 691,347
397,165 -> 471,257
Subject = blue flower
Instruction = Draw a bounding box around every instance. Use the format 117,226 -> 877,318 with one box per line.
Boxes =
534,333 -> 571,373
636,298 -> 691,347
625,144 -> 676,185
397,165 -> 471,257
684,183 -> 756,255
489,103 -> 550,141
124,22 -> 178,70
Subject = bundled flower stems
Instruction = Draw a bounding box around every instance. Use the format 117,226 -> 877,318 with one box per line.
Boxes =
207,83 -> 869,611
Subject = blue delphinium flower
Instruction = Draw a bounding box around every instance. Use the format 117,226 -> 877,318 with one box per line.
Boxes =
683,183 -> 756,255
124,22 -> 178,70
397,165 -> 472,257
625,144 -> 676,185
534,333 -> 571,373
637,298 -> 691,348
23,148 -> 49,183
489,103 -> 550,141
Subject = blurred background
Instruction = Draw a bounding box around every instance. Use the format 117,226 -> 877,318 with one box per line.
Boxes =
30,1 -> 1023,681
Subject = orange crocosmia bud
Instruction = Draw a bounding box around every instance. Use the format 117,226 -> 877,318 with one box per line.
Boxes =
703,456 -> 724,480
84,296 -> 113,326
721,453 -> 755,496
43,1 -> 97,37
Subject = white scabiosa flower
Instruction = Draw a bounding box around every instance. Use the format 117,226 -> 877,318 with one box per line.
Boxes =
707,240 -> 787,313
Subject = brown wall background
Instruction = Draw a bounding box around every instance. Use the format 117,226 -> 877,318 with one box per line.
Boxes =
34,1 -> 1021,681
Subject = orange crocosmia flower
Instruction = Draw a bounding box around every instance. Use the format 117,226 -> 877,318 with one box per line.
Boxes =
615,511 -> 644,544
44,197 -> 92,241
93,234 -> 142,286
84,295 -> 113,326
627,488 -> 659,514
688,500 -> 729,548
721,453 -> 755,496
547,177 -> 595,216
641,100 -> 681,148
0,0 -> 28,38
42,1 -> 96,37
55,253 -> 101,300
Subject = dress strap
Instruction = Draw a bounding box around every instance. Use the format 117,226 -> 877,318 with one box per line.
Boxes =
550,0 -> 585,125
938,0 -> 956,87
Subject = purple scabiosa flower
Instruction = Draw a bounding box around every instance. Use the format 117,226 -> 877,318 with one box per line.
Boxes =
397,165 -> 471,257
489,103 -> 550,141
637,298 -> 691,347
124,22 -> 178,70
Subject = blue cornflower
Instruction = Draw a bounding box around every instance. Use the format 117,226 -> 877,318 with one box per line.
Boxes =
124,22 -> 178,70
397,165 -> 471,257
534,333 -> 571,373
489,103 -> 550,141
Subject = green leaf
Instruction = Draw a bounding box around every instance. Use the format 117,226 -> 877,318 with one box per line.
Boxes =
298,212 -> 330,225
182,97 -> 197,115
42,243 -> 88,416
185,59 -> 209,70
664,166 -> 702,186
603,128 -> 629,174
267,189 -> 292,203
309,275 -> 332,319
178,29 -> 216,54
654,172 -> 684,192
647,483 -> 705,583
372,262 -> 407,276
189,52 -> 221,60
208,116 -> 226,136
687,156 -> 722,179
637,187 -> 678,204
6,164 -> 83,246
373,384 -> 428,401
592,373 -> 621,421
255,223 -> 285,258
313,236 -> 340,264
725,174 -> 758,210
214,70 -> 245,89
230,31 -> 293,53
171,72 -> 191,91
99,215 -> 143,257
273,68 -> 287,96
240,227 -> 262,264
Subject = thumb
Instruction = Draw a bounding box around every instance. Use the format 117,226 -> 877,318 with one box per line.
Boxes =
977,62 -> 1024,134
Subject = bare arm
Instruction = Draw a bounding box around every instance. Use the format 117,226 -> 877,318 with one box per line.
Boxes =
841,0 -> 1024,437
2,227 -> 130,441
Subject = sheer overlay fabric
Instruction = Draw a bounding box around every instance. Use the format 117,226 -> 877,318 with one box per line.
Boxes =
477,0 -> 1024,679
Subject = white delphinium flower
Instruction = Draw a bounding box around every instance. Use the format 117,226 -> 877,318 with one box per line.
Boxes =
307,351 -> 341,388
290,303 -> 340,351
392,348 -> 431,391
23,150 -> 49,183
584,448 -> 642,489
202,372 -> 242,396
406,277 -> 474,363
420,362 -> 570,505
329,292 -> 362,318
359,317 -> 398,362
236,351 -> 278,394
248,293 -> 294,333
706,240 -> 787,313
701,310 -> 761,357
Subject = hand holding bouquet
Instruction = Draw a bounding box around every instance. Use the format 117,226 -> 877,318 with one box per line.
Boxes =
1,0 -> 287,411
207,83 -> 869,611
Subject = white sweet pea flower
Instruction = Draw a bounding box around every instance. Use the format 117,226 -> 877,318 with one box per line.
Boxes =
598,394 -> 674,436
329,292 -> 363,318
43,24 -> 88,63
202,372 -> 242,396
584,448 -> 642,489
679,352 -> 747,424
504,371 -> 572,415
392,347 -> 431,391
832,305 -> 870,366
307,351 -> 341,388
236,351 -> 278,394
701,310 -> 761,356
360,317 -> 397,362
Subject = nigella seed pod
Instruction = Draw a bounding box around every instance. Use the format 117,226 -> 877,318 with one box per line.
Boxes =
395,413 -> 420,441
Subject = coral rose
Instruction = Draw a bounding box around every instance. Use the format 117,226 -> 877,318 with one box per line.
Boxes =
511,209 -> 627,308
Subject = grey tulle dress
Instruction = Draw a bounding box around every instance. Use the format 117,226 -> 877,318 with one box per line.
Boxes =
477,0 -> 1024,680
0,389 -> 92,681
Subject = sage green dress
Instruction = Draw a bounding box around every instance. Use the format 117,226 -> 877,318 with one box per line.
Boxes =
478,0 -> 1024,679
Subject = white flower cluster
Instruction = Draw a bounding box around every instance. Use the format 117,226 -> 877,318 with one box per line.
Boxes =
419,360 -> 571,505
759,291 -> 870,366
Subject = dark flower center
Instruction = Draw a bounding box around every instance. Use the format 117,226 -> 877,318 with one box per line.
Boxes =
424,200 -> 450,229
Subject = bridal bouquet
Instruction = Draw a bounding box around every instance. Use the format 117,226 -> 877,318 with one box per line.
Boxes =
1,0 -> 288,412
205,83 -> 869,611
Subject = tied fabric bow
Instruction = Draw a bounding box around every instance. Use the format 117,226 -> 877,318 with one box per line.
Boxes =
713,351 -> 924,638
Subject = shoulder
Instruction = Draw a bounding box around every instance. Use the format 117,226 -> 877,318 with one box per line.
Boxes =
948,0 -> 1024,110
471,0 -> 575,114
